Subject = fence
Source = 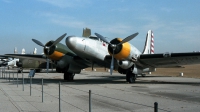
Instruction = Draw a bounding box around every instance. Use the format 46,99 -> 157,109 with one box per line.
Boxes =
0,67 -> 170,112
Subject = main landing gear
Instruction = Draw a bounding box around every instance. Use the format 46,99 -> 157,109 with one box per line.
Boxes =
126,71 -> 137,83
64,72 -> 75,81
141,73 -> 146,77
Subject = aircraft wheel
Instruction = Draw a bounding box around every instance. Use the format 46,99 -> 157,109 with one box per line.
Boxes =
126,71 -> 136,83
18,69 -> 22,73
35,69 -> 41,73
141,73 -> 146,77
64,72 -> 75,81
56,68 -> 62,73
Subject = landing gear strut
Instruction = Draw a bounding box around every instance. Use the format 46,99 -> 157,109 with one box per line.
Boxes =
126,71 -> 136,83
18,68 -> 23,73
64,72 -> 75,81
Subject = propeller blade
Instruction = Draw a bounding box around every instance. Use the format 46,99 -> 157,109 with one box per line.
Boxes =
92,62 -> 94,71
110,50 -> 115,75
50,33 -> 67,48
46,58 -> 49,74
95,33 -> 110,44
51,63 -> 53,72
32,39 -> 45,47
117,32 -> 139,45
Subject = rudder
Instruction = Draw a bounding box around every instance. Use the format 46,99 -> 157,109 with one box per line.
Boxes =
142,30 -> 154,54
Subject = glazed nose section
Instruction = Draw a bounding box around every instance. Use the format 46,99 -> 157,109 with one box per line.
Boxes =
66,36 -> 77,50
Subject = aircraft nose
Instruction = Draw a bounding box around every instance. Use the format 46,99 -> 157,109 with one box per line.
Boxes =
65,36 -> 77,50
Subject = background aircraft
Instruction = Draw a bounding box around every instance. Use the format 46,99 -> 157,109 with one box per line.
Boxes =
5,28 -> 200,83
0,56 -> 8,67
3,47 -> 51,72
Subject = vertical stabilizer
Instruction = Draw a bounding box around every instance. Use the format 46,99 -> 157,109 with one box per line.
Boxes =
82,27 -> 91,37
142,30 -> 154,54
22,48 -> 25,54
14,47 -> 17,54
33,48 -> 37,54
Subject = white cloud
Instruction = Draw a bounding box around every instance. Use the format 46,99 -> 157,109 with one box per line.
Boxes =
135,14 -> 200,52
39,12 -> 133,36
94,24 -> 132,36
37,10 -> 200,53
38,0 -> 90,8
1,0 -> 12,3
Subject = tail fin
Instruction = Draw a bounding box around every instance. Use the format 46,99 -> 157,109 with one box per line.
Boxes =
82,27 -> 91,37
33,48 -> 37,54
14,47 -> 17,54
21,48 -> 25,54
142,30 -> 154,54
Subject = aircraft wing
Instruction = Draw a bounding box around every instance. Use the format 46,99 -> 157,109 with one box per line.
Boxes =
137,52 -> 200,68
0,55 -> 11,59
4,54 -> 94,69
4,54 -> 47,62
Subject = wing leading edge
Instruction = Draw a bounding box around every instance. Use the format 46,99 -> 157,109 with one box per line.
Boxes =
138,52 -> 200,68
5,54 -> 47,62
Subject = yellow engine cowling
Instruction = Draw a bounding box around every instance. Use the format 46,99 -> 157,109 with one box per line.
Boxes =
44,41 -> 74,61
108,38 -> 131,60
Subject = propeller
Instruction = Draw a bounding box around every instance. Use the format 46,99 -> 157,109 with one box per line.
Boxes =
32,39 -> 45,47
95,32 -> 138,75
32,33 -> 67,73
94,33 -> 110,44
92,62 -> 94,71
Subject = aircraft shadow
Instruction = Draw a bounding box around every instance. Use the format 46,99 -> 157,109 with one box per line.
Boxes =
1,75 -> 200,86
136,76 -> 200,86
0,75 -> 127,85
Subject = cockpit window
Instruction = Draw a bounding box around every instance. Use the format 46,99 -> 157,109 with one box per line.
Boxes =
88,36 -> 108,44
89,36 -> 99,40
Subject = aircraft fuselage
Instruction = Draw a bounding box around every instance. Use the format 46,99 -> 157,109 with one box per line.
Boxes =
66,36 -> 109,63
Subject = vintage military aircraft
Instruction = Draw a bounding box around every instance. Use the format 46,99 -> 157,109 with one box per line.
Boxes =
5,28 -> 200,83
65,30 -> 200,83
0,57 -> 8,67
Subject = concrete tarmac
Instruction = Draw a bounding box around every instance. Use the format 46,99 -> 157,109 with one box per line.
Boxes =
0,70 -> 200,112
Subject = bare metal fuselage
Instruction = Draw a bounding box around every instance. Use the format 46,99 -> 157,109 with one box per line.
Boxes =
66,36 -> 142,69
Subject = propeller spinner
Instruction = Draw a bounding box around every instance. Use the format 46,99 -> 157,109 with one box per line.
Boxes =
95,32 -> 138,75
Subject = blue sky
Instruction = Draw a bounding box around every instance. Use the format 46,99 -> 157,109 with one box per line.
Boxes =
0,0 -> 200,54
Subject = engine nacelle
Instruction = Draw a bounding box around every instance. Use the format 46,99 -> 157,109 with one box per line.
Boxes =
67,64 -> 81,73
118,60 -> 133,69
16,61 -> 22,67
108,38 -> 140,61
44,41 -> 75,61
132,65 -> 142,75
118,67 -> 127,74
56,55 -> 71,69
108,38 -> 130,60
56,55 -> 81,74
143,68 -> 156,72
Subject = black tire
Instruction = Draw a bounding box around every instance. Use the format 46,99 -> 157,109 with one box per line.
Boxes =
141,74 -> 146,77
64,72 -> 75,81
56,68 -> 62,73
18,70 -> 22,73
35,69 -> 41,73
126,71 -> 136,83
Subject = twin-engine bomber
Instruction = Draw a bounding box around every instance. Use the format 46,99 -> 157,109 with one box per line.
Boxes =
5,28 -> 200,83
